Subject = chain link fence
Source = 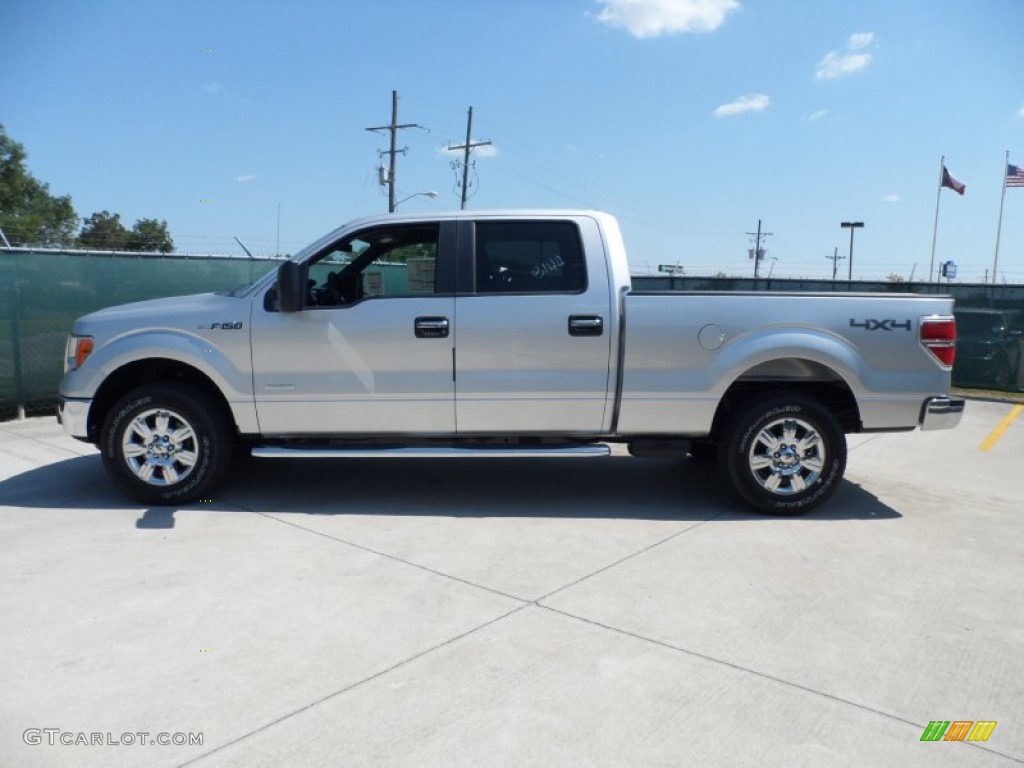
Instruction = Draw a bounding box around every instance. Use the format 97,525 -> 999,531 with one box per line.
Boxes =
1,248 -> 280,421
2,254 -> 1022,422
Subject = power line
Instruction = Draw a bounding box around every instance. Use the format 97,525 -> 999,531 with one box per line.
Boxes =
446,106 -> 492,210
473,114 -> 736,237
365,90 -> 425,213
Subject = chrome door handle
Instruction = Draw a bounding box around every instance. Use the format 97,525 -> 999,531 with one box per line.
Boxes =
414,317 -> 450,338
568,315 -> 603,337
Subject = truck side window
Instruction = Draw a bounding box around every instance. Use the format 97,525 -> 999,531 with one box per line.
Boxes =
306,224 -> 439,307
475,221 -> 586,294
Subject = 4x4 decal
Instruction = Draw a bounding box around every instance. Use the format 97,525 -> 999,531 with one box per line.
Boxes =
849,319 -> 912,331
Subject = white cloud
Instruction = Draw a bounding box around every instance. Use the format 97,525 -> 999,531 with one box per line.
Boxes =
714,93 -> 770,118
848,32 -> 875,50
1017,104 -> 1024,118
807,109 -> 828,121
202,81 -> 224,93
881,194 -> 901,203
236,175 -> 256,183
816,51 -> 871,79
816,33 -> 876,80
439,142 -> 498,159
594,0 -> 740,38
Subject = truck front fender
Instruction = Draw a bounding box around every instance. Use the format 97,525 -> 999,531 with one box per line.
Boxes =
61,328 -> 258,436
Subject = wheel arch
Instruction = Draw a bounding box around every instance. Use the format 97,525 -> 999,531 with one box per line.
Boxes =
87,359 -> 237,443
707,357 -> 862,444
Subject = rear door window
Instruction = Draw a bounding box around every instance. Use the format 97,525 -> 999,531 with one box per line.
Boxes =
474,221 -> 586,294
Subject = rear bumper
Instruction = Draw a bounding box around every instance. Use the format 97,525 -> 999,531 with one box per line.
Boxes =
57,398 -> 91,440
920,396 -> 965,431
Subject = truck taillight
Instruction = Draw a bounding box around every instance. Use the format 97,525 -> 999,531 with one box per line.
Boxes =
920,317 -> 955,368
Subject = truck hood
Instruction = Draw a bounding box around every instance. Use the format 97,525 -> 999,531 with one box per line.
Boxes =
73,293 -> 247,335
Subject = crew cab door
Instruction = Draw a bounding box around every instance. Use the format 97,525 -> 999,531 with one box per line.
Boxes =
250,222 -> 456,436
454,217 -> 613,433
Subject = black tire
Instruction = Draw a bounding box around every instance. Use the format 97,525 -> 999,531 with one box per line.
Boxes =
100,384 -> 233,506
718,393 -> 846,515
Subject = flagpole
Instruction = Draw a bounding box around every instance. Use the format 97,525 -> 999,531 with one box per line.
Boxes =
992,150 -> 1009,284
929,155 -> 944,283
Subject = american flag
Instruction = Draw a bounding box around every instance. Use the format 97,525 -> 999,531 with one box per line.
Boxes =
1007,163 -> 1024,188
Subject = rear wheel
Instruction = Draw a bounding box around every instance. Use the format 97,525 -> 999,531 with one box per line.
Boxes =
100,384 -> 232,505
718,393 -> 846,514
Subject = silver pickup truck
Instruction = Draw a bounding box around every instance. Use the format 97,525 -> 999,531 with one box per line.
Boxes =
58,210 -> 964,513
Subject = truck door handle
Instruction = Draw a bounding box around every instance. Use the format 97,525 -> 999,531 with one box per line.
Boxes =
568,315 -> 603,337
414,317 -> 450,338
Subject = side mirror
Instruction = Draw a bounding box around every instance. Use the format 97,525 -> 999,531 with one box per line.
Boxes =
277,261 -> 304,313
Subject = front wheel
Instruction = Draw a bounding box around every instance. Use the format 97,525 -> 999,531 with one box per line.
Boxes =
718,393 -> 846,514
100,384 -> 232,505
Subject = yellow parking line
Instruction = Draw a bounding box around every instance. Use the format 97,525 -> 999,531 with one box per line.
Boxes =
979,405 -> 1024,451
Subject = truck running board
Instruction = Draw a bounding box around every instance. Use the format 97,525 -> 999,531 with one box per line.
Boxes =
250,444 -> 612,459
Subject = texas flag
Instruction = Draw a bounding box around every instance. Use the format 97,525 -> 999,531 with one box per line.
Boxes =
941,165 -> 966,195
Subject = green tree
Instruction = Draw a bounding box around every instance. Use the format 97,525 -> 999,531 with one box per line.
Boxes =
0,124 -> 78,246
78,210 -> 130,250
127,217 -> 174,253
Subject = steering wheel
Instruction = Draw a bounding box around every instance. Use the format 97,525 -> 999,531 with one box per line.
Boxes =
327,270 -> 362,304
323,271 -> 346,305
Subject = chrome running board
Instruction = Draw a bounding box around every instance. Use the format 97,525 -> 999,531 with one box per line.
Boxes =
251,444 -> 611,459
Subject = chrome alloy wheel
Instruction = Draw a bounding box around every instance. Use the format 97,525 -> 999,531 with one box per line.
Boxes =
746,417 -> 826,495
121,408 -> 200,486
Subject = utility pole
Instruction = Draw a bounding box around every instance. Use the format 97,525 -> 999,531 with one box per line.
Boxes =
746,219 -> 772,279
446,106 -> 492,209
825,246 -> 845,284
365,90 -> 424,213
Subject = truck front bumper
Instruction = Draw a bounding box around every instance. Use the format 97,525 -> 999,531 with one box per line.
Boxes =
920,396 -> 965,431
57,398 -> 91,440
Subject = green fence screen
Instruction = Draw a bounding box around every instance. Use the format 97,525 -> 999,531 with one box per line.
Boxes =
2,252 -> 1022,421
1,249 -> 278,419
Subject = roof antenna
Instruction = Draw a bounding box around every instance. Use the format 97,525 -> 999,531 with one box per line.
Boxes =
233,236 -> 253,259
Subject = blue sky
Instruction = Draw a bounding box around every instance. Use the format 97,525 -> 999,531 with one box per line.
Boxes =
3,0 -> 1023,282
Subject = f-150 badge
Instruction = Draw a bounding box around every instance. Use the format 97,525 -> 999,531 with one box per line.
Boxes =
849,319 -> 911,331
199,321 -> 244,329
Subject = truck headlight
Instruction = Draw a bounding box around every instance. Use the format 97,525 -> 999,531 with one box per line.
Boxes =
65,335 -> 94,372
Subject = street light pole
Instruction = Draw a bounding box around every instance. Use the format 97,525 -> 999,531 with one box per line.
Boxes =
840,221 -> 864,281
394,191 -> 439,209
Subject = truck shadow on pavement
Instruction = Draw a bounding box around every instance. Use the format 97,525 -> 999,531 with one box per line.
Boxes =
0,453 -> 901,523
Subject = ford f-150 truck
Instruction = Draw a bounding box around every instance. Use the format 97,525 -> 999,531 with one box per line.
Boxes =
57,210 -> 964,513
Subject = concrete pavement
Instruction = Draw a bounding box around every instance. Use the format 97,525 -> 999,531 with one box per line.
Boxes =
1,400 -> 1022,767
